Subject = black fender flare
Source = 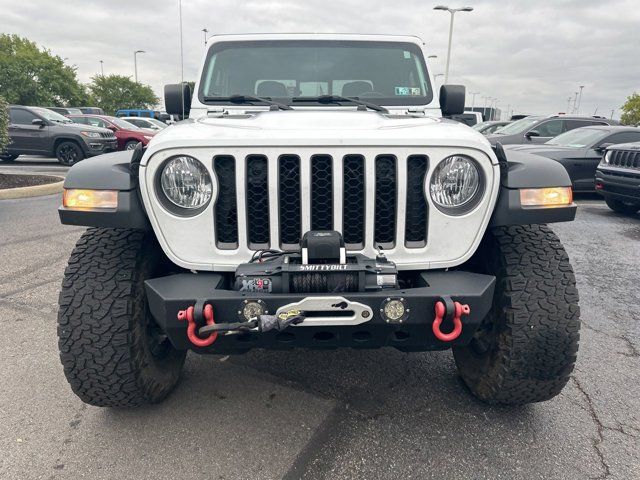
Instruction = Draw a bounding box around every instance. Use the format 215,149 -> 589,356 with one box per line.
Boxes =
52,135 -> 88,155
58,147 -> 150,230
490,143 -> 577,226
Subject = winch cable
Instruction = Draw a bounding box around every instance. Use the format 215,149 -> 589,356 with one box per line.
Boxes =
198,310 -> 306,336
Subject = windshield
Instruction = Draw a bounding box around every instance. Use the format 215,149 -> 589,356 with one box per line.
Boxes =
146,118 -> 168,128
199,40 -> 432,106
546,128 -> 606,147
109,117 -> 141,130
494,117 -> 542,135
32,107 -> 72,123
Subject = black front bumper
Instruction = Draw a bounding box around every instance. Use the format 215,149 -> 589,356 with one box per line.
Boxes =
595,167 -> 640,203
145,270 -> 496,353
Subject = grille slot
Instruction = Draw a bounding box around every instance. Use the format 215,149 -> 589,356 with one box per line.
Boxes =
610,150 -> 640,169
311,155 -> 333,231
279,155 -> 302,247
374,155 -> 397,248
405,155 -> 428,247
342,155 -> 366,247
246,155 -> 270,248
213,155 -> 238,248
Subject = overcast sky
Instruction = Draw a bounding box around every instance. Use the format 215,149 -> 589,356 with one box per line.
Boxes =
2,0 -> 639,118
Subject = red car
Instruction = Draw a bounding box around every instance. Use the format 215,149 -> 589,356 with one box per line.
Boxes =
69,114 -> 156,150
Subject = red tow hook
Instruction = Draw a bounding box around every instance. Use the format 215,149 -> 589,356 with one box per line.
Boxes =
432,300 -> 470,342
177,304 -> 218,347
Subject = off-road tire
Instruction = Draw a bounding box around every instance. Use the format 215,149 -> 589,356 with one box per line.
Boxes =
56,141 -> 84,166
58,228 -> 186,407
453,224 -> 580,405
605,198 -> 640,215
0,153 -> 18,161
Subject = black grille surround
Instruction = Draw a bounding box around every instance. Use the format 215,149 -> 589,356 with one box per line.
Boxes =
609,149 -> 640,169
213,155 -> 238,248
342,155 -> 366,248
405,155 -> 429,247
311,155 -> 333,231
246,155 -> 270,248
374,155 -> 397,248
278,155 -> 302,247
208,152 -> 433,252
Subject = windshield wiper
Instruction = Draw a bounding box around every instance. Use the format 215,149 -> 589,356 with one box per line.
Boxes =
204,94 -> 292,110
291,95 -> 389,113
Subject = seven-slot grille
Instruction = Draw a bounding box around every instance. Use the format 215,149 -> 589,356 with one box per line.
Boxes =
608,149 -> 640,169
214,153 -> 429,251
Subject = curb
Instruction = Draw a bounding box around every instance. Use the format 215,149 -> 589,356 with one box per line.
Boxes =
0,176 -> 65,200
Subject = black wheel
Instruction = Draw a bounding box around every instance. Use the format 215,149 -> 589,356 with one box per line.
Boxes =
0,153 -> 18,161
605,198 -> 640,215
454,225 -> 580,405
125,140 -> 141,150
56,141 -> 84,166
57,228 -> 186,407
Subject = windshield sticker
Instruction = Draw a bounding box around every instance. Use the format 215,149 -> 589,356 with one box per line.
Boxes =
403,51 -> 411,59
395,87 -> 421,96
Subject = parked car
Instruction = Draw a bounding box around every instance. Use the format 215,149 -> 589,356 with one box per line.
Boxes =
68,114 -> 156,150
0,106 -> 116,165
47,106 -> 84,116
450,111 -> 482,126
486,115 -> 619,145
58,33 -> 580,408
472,120 -> 510,135
596,142 -> 640,214
121,116 -> 168,131
504,126 -> 640,192
79,107 -> 105,115
115,109 -> 162,119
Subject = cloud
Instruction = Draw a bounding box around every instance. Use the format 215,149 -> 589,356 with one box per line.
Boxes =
1,0 -> 638,117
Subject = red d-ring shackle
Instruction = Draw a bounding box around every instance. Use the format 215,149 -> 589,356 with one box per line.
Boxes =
432,300 -> 470,342
177,304 -> 218,347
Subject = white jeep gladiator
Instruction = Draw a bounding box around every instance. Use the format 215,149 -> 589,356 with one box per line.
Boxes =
57,34 -> 580,407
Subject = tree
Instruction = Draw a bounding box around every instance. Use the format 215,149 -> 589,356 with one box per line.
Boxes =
620,93 -> 640,126
0,34 -> 87,106
88,75 -> 159,115
0,96 -> 9,153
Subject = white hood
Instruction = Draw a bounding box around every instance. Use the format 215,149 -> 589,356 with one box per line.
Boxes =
143,110 -> 495,162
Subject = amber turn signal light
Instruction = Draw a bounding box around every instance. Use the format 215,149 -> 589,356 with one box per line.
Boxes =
63,189 -> 118,209
520,187 -> 573,207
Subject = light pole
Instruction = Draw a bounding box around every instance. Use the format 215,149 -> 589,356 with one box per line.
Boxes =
566,96 -> 572,113
577,85 -> 585,114
202,28 -> 209,47
99,60 -> 104,76
433,5 -> 473,84
470,91 -> 479,110
572,91 -> 579,114
134,50 -> 145,83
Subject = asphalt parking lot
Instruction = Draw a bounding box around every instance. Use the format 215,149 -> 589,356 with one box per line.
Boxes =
1,159 -> 638,479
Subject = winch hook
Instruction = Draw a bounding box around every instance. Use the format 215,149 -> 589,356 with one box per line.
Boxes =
432,297 -> 470,342
177,304 -> 218,347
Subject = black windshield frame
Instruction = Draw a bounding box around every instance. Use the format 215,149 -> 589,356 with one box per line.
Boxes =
198,40 -> 433,107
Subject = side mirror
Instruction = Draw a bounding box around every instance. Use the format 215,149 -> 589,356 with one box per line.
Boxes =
164,83 -> 192,117
439,84 -> 465,116
31,118 -> 46,127
525,130 -> 540,138
595,142 -> 613,153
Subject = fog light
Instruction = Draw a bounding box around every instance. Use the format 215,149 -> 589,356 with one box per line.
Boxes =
380,297 -> 409,323
63,189 -> 118,209
520,187 -> 572,207
239,299 -> 267,321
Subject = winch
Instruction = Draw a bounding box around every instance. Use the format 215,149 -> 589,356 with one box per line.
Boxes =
233,230 -> 398,293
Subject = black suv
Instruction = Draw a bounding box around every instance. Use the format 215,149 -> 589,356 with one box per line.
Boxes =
486,115 -> 619,145
596,142 -> 640,214
1,106 -> 117,165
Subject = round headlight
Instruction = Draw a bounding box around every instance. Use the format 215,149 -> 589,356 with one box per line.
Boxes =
160,156 -> 212,209
429,155 -> 481,211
